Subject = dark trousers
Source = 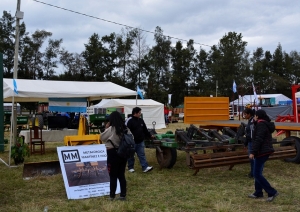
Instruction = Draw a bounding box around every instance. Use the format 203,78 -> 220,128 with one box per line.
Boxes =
107,149 -> 127,198
253,155 -> 277,197
248,142 -> 254,176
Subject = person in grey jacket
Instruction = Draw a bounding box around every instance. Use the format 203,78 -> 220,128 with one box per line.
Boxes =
248,110 -> 278,202
101,111 -> 128,201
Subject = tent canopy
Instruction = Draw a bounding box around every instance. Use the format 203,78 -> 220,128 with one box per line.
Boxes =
231,94 -> 291,106
3,78 -> 136,102
93,99 -> 166,129
295,91 -> 300,98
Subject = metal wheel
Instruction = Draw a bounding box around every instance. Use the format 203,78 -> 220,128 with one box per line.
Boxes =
280,136 -> 300,163
156,146 -> 177,169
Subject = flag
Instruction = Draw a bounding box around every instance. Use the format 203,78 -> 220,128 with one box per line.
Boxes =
252,82 -> 258,104
13,79 -> 18,94
137,86 -> 144,99
168,94 -> 172,104
233,80 -> 237,93
48,98 -> 87,112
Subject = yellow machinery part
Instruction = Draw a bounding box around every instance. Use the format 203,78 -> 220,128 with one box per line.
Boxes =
64,115 -> 101,146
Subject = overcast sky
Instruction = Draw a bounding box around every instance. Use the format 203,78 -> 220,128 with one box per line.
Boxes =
2,0 -> 300,56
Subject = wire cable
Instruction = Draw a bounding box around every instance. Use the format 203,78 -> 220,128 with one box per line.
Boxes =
32,0 -> 212,48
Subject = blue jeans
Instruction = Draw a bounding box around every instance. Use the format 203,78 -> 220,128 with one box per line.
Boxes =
248,142 -> 254,176
253,155 -> 277,197
165,114 -> 169,124
127,141 -> 149,171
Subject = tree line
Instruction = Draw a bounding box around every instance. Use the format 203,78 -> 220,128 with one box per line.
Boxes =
1,11 -> 300,108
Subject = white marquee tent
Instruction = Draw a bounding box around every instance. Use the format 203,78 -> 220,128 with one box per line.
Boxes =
93,99 -> 166,129
231,94 -> 291,106
295,91 -> 300,98
1,78 -> 137,167
3,78 -> 137,102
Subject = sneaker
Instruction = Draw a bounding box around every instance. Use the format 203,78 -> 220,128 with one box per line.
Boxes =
266,192 -> 279,202
128,169 -> 135,173
117,196 -> 126,201
143,166 -> 153,173
248,193 -> 263,198
108,197 -> 115,201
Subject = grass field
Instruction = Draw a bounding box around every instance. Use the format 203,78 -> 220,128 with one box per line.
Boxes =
1,123 -> 300,212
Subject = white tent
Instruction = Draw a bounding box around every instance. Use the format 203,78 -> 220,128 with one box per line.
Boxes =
3,78 -> 136,102
93,99 -> 166,129
295,91 -> 300,98
231,94 -> 291,106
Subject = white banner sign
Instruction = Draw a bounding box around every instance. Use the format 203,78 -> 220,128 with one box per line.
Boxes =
57,144 -> 120,199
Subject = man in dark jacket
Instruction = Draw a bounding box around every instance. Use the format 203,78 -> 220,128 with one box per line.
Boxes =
126,107 -> 154,173
248,110 -> 278,202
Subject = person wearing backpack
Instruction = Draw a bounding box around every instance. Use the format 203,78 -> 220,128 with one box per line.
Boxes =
101,111 -> 129,201
126,107 -> 154,173
248,110 -> 278,202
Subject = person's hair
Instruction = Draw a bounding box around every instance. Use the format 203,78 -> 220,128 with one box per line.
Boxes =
132,107 -> 141,116
255,109 -> 271,122
108,111 -> 126,136
243,108 -> 255,117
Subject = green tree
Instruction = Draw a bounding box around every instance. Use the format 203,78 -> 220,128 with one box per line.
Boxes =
170,40 -> 196,107
18,30 -> 52,79
0,11 -> 26,77
131,28 -> 149,87
0,11 -> 15,76
194,48 -> 213,96
59,49 -> 86,81
115,28 -> 136,84
101,33 -> 117,81
144,26 -> 172,103
42,38 -> 63,79
82,33 -> 107,81
208,32 -> 249,97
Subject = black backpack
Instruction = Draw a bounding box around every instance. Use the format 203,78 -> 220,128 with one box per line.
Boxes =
110,129 -> 135,159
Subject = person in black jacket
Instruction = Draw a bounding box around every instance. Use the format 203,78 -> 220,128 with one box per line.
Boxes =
126,107 -> 154,173
248,110 -> 279,202
243,108 -> 255,178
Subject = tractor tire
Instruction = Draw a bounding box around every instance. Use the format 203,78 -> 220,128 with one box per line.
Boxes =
156,145 -> 177,169
280,136 -> 300,163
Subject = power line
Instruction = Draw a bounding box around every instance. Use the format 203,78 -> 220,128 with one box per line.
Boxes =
32,0 -> 212,48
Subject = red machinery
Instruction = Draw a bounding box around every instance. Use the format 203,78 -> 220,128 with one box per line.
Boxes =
275,85 -> 300,136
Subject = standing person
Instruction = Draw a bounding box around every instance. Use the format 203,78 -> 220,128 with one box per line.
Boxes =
101,111 -> 128,201
248,110 -> 278,202
164,105 -> 169,125
126,107 -> 154,173
243,108 -> 255,178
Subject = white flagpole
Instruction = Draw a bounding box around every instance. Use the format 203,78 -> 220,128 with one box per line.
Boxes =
8,95 -> 15,166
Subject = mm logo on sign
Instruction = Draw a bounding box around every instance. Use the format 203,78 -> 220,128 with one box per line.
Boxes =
61,150 -> 80,163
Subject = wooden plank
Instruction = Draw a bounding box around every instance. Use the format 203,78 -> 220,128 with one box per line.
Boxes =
190,149 -> 296,169
195,120 -> 300,131
192,152 -> 297,169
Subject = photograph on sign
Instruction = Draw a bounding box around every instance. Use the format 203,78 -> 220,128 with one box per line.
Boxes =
64,161 -> 109,187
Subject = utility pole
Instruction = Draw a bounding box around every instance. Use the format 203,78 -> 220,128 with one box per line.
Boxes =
12,0 -> 23,146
